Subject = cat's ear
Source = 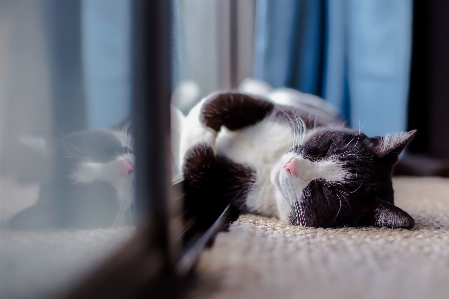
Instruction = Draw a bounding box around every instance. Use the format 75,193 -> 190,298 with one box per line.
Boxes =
359,198 -> 414,229
370,130 -> 417,160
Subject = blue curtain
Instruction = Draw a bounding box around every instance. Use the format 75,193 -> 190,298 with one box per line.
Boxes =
254,0 -> 412,137
82,0 -> 132,130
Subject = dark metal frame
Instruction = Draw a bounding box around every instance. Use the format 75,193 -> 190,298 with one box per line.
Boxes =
61,1 -> 231,298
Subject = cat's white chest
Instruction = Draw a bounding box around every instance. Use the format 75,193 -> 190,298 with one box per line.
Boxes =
216,118 -> 293,217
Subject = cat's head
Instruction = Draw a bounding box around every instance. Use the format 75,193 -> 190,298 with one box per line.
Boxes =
19,123 -> 135,204
271,128 -> 416,229
60,128 -> 134,196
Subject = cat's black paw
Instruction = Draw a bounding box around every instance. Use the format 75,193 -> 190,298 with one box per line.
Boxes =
182,143 -> 217,189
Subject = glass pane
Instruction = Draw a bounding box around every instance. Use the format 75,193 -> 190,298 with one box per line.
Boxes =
0,1 -> 137,297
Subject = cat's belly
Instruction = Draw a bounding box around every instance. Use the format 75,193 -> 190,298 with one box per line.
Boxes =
216,119 -> 293,217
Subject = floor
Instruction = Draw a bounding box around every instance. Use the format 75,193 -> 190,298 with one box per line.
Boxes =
1,177 -> 448,299
188,177 -> 449,299
0,175 -> 135,299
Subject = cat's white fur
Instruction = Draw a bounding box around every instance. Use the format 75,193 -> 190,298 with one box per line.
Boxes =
179,97 -> 218,162
216,118 -> 293,216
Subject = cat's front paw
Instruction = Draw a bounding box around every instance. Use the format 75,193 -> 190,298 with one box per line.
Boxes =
182,143 -> 217,188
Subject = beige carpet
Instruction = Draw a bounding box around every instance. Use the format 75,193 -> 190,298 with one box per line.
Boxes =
189,177 -> 449,299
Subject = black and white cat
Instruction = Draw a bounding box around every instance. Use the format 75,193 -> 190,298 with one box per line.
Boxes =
180,91 -> 416,230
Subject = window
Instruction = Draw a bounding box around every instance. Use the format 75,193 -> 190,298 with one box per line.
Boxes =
0,1 -> 231,298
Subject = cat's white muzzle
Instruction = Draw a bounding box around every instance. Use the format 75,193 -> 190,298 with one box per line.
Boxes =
271,152 -> 349,224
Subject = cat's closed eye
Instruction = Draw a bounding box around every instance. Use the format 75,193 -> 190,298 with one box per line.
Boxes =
122,147 -> 134,155
306,144 -> 330,158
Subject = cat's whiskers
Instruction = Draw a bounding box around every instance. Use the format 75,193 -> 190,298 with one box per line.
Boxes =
57,128 -> 86,160
119,204 -> 127,226
323,184 -> 334,210
335,188 -> 352,209
114,200 -> 129,227
123,203 -> 130,223
121,121 -> 133,150
275,107 -> 298,149
112,173 -> 134,227
358,118 -> 367,135
332,196 -> 342,224
342,123 -> 365,152
353,119 -> 368,159
348,182 -> 363,194
290,108 -> 306,146
61,138 -> 83,158
288,110 -> 301,149
343,136 -> 356,149
337,148 -> 373,162
59,127 -> 82,155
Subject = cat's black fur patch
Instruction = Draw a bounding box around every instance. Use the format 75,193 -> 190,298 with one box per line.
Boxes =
182,143 -> 256,236
183,143 -> 217,189
202,92 -> 274,132
216,155 -> 256,214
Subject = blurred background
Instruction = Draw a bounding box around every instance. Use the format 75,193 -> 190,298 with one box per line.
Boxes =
172,0 -> 449,174
173,0 -> 449,161
0,0 -> 448,298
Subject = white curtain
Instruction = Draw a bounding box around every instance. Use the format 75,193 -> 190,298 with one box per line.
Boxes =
173,0 -> 256,112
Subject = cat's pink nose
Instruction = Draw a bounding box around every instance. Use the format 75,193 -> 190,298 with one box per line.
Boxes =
122,159 -> 134,176
284,159 -> 298,177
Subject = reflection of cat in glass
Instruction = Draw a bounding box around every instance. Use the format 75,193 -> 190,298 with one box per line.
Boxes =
10,105 -> 185,230
181,92 -> 416,231
10,122 -> 135,229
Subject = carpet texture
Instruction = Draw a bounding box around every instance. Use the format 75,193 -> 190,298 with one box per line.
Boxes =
1,177 -> 448,298
188,177 -> 449,299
